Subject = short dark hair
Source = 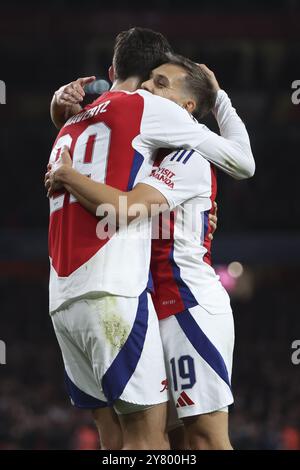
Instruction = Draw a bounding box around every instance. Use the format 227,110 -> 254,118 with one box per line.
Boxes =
113,27 -> 172,83
165,53 -> 217,119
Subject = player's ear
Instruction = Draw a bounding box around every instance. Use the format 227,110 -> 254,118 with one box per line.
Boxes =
185,99 -> 196,115
109,65 -> 115,82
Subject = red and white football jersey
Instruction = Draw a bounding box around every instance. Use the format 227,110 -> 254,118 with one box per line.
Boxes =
142,150 -> 232,320
48,89 -> 253,312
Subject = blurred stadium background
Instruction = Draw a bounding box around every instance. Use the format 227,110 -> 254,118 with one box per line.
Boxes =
0,0 -> 300,450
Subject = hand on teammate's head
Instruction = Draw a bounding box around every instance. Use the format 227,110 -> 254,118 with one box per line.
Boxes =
196,64 -> 220,94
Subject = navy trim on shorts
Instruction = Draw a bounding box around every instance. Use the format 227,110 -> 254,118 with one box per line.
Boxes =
64,371 -> 108,409
175,309 -> 231,388
102,289 -> 149,404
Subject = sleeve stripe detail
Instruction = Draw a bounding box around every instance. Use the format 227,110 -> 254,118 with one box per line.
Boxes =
169,149 -> 194,164
176,149 -> 188,162
170,149 -> 181,161
182,150 -> 194,164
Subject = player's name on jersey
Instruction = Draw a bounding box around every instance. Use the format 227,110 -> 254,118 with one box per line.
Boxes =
65,100 -> 111,126
0,339 -> 6,364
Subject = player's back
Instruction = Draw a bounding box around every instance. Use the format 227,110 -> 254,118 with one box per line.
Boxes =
48,90 -> 155,313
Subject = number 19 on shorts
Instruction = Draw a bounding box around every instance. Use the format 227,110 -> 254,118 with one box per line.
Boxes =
170,355 -> 196,391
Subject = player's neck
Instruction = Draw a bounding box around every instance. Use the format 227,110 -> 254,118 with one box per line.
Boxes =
110,77 -> 141,92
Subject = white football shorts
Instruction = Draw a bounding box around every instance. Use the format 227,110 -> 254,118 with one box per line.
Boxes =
51,290 -> 168,412
159,304 -> 234,420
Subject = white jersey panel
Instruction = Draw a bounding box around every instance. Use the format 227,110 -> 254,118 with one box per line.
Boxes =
142,149 -> 232,316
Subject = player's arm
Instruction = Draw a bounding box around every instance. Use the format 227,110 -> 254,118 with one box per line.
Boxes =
50,76 -> 96,129
197,64 -> 255,180
152,93 -> 255,180
45,147 -> 167,221
46,147 -> 206,222
56,169 -> 167,221
44,162 -> 98,213
66,187 -> 99,214
46,148 -> 218,235
63,177 -> 217,237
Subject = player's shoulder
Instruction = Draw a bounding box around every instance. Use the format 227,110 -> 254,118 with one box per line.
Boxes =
99,90 -> 144,107
95,90 -> 147,118
163,148 -> 212,187
135,89 -> 188,116
165,148 -> 210,169
136,89 -> 182,110
108,90 -> 142,102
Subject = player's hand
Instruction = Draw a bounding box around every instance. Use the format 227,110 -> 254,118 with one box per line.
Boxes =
45,167 -> 62,197
45,146 -> 73,197
53,76 -> 96,106
196,64 -> 220,93
208,201 -> 218,240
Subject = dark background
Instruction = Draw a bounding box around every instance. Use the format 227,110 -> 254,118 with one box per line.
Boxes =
0,0 -> 300,449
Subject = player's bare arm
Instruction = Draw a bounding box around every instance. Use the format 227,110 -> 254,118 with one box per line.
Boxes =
46,157 -> 218,237
45,146 -> 168,222
45,146 -> 219,239
45,159 -> 99,215
50,76 -> 96,129
46,163 -> 218,239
